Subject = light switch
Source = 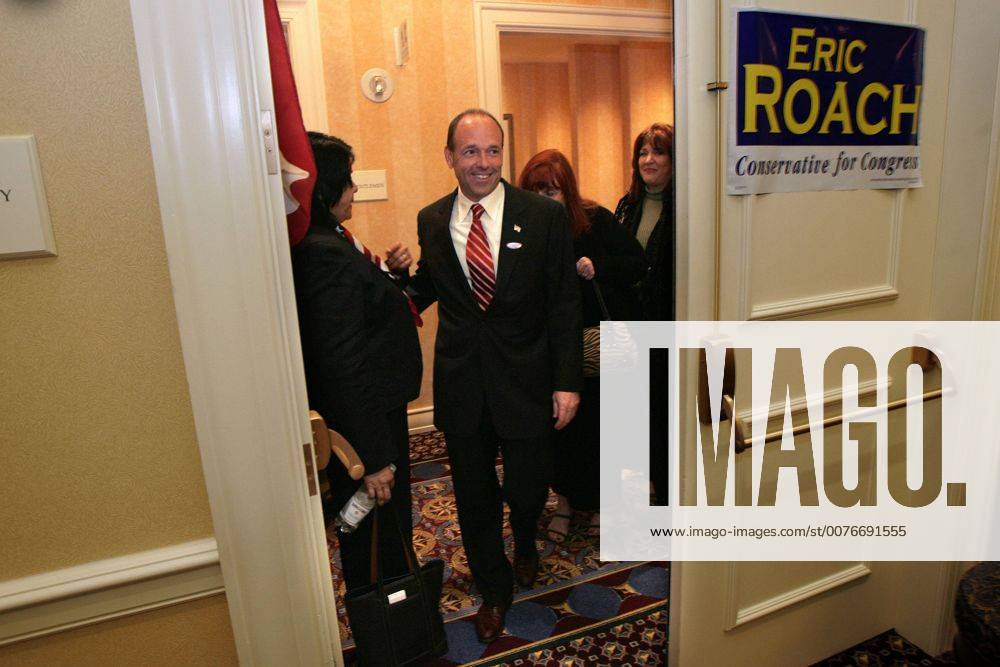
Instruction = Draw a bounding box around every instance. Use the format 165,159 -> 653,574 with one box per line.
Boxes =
353,169 -> 388,202
0,135 -> 56,259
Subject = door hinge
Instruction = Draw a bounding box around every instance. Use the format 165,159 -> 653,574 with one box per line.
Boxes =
261,110 -> 279,175
302,442 -> 318,496
706,81 -> 729,91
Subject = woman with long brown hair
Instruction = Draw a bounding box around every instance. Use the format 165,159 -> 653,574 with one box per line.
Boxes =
616,123 -> 674,506
519,149 -> 645,542
615,123 -> 675,321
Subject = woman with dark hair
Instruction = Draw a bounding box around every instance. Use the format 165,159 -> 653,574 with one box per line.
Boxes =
519,149 -> 645,542
615,123 -> 675,321
291,131 -> 422,593
616,123 -> 674,507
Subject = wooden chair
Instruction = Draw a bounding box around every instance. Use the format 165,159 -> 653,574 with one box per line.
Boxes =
309,410 -> 364,480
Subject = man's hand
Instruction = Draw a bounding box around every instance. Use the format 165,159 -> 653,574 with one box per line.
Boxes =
552,391 -> 580,430
576,256 -> 595,280
385,243 -> 412,275
363,465 -> 396,505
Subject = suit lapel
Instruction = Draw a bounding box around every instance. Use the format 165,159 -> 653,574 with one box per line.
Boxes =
494,182 -> 523,301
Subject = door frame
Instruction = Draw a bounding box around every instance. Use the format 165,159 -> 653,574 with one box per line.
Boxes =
129,1 -> 338,664
473,0 -> 673,116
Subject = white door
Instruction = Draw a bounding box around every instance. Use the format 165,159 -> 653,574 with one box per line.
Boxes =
671,0 -> 1000,664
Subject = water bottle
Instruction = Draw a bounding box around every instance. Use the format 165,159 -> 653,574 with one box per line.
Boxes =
336,464 -> 395,533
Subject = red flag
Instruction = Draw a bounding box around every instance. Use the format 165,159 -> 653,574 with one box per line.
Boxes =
263,0 -> 316,246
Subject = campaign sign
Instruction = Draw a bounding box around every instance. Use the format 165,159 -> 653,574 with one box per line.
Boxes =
728,9 -> 925,194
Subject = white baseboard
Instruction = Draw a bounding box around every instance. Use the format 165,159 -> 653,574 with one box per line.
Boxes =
0,538 -> 223,646
407,405 -> 435,434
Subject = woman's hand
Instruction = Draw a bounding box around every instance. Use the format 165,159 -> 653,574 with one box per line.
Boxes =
385,243 -> 412,275
364,465 -> 396,505
576,256 -> 595,280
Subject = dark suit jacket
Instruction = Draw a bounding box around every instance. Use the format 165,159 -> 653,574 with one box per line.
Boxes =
292,221 -> 422,472
614,187 -> 675,321
409,182 -> 582,438
576,205 -> 646,325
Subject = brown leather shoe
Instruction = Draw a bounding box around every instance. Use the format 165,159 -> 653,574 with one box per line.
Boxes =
474,602 -> 509,643
514,549 -> 539,588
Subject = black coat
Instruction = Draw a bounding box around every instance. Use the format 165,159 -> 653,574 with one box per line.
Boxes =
409,182 -> 582,438
614,187 -> 675,320
291,222 -> 422,472
575,205 -> 646,324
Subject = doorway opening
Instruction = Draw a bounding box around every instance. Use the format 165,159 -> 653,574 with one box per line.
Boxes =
290,2 -> 675,663
499,32 -> 673,210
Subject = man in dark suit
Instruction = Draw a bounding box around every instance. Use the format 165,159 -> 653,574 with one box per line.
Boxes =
408,109 -> 582,643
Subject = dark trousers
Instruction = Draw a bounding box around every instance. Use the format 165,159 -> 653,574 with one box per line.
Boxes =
445,409 -> 551,606
650,349 -> 669,505
329,406 -> 413,593
552,376 -> 600,511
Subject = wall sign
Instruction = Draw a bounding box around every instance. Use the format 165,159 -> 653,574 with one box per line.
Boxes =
728,9 -> 925,195
352,169 -> 388,202
0,135 -> 56,258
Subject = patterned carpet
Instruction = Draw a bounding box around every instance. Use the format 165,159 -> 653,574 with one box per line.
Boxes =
326,431 -> 669,665
812,629 -> 957,666
428,563 -> 668,666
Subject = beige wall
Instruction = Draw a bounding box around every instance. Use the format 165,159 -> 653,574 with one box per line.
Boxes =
0,0 -> 235,660
0,0 -> 214,580
0,595 -> 238,667
502,61 -> 574,184
318,0 -> 670,408
0,0 -> 235,666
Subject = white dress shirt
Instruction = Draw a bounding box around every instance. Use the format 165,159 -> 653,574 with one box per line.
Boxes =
449,184 -> 505,289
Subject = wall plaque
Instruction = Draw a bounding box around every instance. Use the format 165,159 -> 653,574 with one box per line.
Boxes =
0,135 -> 56,259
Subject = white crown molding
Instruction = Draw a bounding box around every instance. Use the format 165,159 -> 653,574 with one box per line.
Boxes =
0,539 -> 222,646
724,562 -> 872,630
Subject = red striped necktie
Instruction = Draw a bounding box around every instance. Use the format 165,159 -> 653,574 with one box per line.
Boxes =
466,203 -> 496,311
336,224 -> 423,327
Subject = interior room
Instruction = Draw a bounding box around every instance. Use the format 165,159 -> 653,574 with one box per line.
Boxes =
3,1 -> 1000,666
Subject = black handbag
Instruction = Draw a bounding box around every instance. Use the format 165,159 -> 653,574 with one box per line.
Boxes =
344,504 -> 448,666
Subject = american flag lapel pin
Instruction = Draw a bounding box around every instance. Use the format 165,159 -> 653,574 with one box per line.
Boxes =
513,224 -> 521,233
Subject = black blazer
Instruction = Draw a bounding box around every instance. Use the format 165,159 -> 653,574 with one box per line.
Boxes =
614,188 -> 675,321
292,222 -> 422,472
576,205 -> 646,325
409,183 -> 582,438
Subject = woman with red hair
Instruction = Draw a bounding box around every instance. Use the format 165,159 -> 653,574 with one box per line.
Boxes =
519,149 -> 645,542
